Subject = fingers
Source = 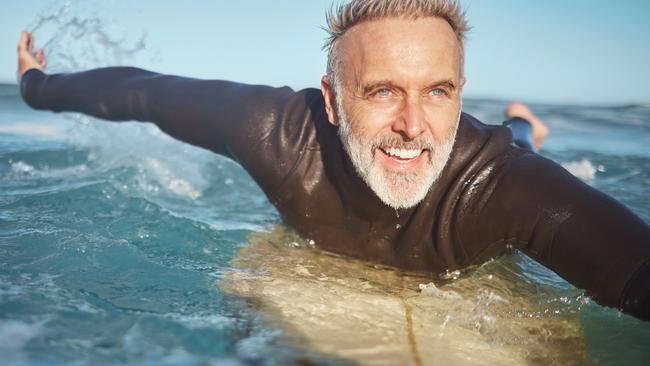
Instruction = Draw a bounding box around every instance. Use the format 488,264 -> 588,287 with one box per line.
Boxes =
18,31 -> 29,53
18,31 -> 35,54
35,49 -> 43,62
35,49 -> 47,68
26,32 -> 34,53
17,31 -> 46,76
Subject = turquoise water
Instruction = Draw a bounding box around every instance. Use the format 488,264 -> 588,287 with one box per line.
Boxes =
4,2 -> 650,363
1,81 -> 650,364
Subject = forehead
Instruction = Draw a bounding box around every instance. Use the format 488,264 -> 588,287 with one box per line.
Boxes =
337,17 -> 462,84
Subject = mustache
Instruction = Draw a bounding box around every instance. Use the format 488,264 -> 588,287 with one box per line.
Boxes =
370,134 -> 436,151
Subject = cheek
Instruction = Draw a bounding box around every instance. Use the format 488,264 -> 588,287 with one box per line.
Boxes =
347,102 -> 397,137
424,104 -> 461,141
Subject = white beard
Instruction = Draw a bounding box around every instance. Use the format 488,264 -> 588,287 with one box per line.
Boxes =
336,102 -> 458,210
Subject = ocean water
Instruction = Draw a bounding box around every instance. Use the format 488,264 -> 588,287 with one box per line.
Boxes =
3,3 -> 650,364
1,78 -> 650,365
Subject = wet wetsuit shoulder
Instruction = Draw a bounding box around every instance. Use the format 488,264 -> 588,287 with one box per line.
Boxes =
500,150 -> 650,318
447,118 -> 650,319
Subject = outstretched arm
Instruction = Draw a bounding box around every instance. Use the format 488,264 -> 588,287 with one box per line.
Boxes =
17,32 -> 293,160
498,103 -> 648,319
495,153 -> 650,320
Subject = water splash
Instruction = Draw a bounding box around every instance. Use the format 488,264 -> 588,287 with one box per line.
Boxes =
418,282 -> 461,300
562,158 -> 605,181
20,1 -> 216,205
27,0 -> 149,72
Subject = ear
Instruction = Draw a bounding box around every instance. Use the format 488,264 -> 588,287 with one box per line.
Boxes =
321,75 -> 339,126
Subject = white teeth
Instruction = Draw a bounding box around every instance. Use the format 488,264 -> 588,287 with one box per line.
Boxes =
384,147 -> 422,159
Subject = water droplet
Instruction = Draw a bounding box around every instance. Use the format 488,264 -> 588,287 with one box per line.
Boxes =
395,224 -> 401,230
440,269 -> 461,280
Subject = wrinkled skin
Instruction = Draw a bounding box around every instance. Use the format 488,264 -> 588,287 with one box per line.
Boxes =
321,17 -> 465,209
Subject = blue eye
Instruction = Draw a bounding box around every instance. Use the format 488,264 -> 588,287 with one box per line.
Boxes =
431,88 -> 446,97
376,88 -> 391,97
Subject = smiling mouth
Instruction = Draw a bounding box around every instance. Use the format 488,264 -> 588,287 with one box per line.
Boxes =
376,147 -> 428,172
379,147 -> 426,161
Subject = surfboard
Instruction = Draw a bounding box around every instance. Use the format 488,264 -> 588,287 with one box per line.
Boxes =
222,227 -> 587,365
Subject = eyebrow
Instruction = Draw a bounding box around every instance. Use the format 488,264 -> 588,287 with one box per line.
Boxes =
360,79 -> 457,95
430,79 -> 457,91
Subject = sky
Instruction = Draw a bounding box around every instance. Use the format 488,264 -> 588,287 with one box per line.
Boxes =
1,0 -> 649,105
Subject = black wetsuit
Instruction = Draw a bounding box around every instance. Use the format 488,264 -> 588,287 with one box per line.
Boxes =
20,67 -> 650,320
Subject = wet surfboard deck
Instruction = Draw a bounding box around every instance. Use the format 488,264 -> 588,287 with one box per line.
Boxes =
222,228 -> 587,365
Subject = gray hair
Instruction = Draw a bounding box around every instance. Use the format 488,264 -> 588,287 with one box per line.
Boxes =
323,0 -> 469,91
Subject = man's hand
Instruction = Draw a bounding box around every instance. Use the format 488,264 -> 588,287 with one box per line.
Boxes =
17,31 -> 47,78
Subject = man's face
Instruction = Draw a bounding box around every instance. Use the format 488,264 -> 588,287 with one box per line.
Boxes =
322,17 -> 465,209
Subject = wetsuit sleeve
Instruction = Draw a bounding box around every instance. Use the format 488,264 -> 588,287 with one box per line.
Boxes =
486,153 -> 650,319
19,67 -> 293,161
503,117 -> 535,151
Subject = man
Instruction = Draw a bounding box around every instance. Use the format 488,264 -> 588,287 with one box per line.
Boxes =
17,0 -> 649,320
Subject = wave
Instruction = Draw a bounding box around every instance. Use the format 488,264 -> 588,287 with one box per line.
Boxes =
0,122 -> 64,139
561,159 -> 604,181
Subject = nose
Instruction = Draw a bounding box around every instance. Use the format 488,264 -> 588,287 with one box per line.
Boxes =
393,96 -> 425,140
